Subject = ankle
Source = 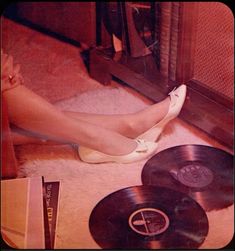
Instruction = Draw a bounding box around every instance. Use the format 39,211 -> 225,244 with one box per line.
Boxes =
149,97 -> 171,123
127,97 -> 171,138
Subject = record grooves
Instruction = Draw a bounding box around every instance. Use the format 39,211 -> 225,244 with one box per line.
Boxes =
141,145 -> 234,212
89,186 -> 209,249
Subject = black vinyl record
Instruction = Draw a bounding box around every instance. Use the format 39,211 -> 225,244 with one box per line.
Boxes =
89,186 -> 209,249
141,144 -> 234,212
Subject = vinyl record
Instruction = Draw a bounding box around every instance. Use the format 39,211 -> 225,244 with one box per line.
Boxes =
141,144 -> 234,212
89,186 -> 209,249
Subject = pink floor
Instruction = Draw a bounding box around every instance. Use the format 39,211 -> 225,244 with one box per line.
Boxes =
2,17 -> 234,249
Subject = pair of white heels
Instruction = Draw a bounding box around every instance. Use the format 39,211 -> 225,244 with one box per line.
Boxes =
78,84 -> 187,164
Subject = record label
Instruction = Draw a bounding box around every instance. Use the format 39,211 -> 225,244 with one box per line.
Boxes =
175,164 -> 214,188
128,208 -> 170,236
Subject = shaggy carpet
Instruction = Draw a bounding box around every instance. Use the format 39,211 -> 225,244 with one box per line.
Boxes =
3,16 -> 233,249
14,86 -> 233,249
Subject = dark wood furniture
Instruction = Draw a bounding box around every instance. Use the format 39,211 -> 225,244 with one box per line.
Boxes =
90,2 -> 234,149
4,2 -> 97,47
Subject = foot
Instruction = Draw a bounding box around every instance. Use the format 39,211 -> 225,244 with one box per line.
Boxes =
136,84 -> 187,141
78,139 -> 158,164
125,96 -> 170,138
100,136 -> 138,156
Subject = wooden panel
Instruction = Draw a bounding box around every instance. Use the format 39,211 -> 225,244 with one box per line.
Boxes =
159,2 -> 172,78
180,82 -> 233,148
16,2 -> 96,46
89,49 -> 112,85
176,2 -> 199,84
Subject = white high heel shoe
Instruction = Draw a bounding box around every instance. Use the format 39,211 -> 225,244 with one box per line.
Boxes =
78,139 -> 158,164
137,84 -> 187,142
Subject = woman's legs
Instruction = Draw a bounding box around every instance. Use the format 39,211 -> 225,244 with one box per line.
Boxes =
4,85 -> 137,155
9,89 -> 170,145
10,126 -> 60,145
63,97 -> 170,138
11,96 -> 170,145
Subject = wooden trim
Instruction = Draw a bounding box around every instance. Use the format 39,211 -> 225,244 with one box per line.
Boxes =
189,79 -> 234,110
176,2 -> 199,84
180,81 -> 234,149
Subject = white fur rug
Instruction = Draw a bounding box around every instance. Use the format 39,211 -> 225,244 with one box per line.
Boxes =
15,84 -> 227,178
15,84 -> 233,249
4,17 -> 232,249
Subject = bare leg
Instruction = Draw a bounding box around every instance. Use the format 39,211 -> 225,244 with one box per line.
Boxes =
63,97 -> 170,138
3,85 -> 137,155
10,127 -> 60,145
11,97 -> 170,145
